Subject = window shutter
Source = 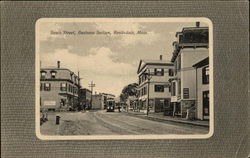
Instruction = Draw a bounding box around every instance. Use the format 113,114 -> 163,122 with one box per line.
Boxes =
161,69 -> 164,75
154,68 -> 157,75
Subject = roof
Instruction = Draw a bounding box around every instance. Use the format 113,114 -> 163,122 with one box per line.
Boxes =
192,57 -> 209,68
79,88 -> 92,93
41,68 -> 78,77
137,59 -> 173,74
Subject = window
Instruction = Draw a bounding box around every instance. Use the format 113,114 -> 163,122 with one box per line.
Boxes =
202,66 -> 209,84
44,83 -> 51,91
60,83 -> 67,91
51,71 -> 56,79
41,71 -> 46,79
40,83 -> 43,91
171,82 -> 176,96
168,69 -> 174,76
154,68 -> 164,76
155,85 -> 164,92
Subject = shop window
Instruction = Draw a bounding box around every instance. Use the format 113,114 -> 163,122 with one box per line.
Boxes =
155,85 -> 164,92
60,83 -> 67,91
44,83 -> 51,91
154,68 -> 164,76
202,66 -> 209,84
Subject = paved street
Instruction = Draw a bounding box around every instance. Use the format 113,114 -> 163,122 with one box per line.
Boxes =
40,110 -> 209,135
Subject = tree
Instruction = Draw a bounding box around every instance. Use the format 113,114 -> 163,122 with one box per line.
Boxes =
120,83 -> 138,102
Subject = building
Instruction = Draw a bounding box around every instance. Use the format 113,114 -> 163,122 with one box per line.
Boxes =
169,22 -> 209,118
78,88 -> 92,110
92,94 -> 105,110
40,61 -> 80,111
137,55 -> 174,113
101,93 -> 115,109
193,57 -> 209,120
126,96 -> 138,111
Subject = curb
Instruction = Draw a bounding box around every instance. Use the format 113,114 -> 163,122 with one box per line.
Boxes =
125,112 -> 209,128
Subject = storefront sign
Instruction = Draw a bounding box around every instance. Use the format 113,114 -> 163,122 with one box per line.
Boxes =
44,101 -> 56,106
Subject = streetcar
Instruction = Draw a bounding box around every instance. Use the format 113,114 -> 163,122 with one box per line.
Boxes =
106,100 -> 115,112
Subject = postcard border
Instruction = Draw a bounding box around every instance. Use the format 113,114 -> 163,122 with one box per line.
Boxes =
35,17 -> 214,140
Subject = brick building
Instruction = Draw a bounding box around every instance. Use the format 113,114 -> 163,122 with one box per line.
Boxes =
78,88 -> 92,110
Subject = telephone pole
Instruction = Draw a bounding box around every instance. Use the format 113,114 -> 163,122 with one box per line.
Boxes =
88,81 -> 95,109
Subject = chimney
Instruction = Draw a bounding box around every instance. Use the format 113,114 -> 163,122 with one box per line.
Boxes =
160,55 -> 163,60
57,61 -> 60,68
196,21 -> 200,27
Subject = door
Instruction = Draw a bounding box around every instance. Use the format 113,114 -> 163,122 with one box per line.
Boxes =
203,91 -> 209,120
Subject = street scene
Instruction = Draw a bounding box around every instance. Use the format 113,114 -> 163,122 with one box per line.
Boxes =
38,19 -> 210,136
41,110 -> 208,135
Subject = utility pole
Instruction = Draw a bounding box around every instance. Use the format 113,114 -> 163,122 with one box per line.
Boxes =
88,81 -> 95,110
146,69 -> 152,116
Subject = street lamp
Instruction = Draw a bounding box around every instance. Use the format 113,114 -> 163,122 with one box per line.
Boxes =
144,69 -> 152,116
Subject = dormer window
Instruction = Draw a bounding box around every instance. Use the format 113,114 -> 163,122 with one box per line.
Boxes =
40,71 -> 46,79
50,70 -> 57,79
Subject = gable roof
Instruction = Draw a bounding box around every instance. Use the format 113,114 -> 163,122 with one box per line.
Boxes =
192,57 -> 209,68
137,59 -> 173,74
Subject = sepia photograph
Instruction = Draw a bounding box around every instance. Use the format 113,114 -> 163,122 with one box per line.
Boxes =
36,18 -> 213,140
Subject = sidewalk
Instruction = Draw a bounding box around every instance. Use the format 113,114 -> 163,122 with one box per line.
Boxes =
125,110 -> 209,127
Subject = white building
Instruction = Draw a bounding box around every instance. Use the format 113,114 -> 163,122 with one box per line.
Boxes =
137,55 -> 174,113
193,57 -> 209,120
170,22 -> 209,118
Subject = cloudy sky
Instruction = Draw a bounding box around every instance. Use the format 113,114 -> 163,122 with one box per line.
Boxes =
38,19 -> 208,97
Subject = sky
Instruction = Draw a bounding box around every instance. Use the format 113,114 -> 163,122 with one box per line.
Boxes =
38,20 -> 208,97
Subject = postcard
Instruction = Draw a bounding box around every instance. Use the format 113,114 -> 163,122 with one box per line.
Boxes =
36,18 -> 213,140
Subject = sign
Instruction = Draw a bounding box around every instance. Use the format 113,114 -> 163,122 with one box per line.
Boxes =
183,88 -> 189,99
44,101 -> 56,106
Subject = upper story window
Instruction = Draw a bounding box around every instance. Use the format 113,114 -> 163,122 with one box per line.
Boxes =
168,69 -> 174,76
40,71 -> 46,79
44,83 -> 51,91
50,71 -> 57,79
155,85 -> 164,92
40,83 -> 43,91
60,83 -> 67,91
154,68 -> 164,76
202,66 -> 209,84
